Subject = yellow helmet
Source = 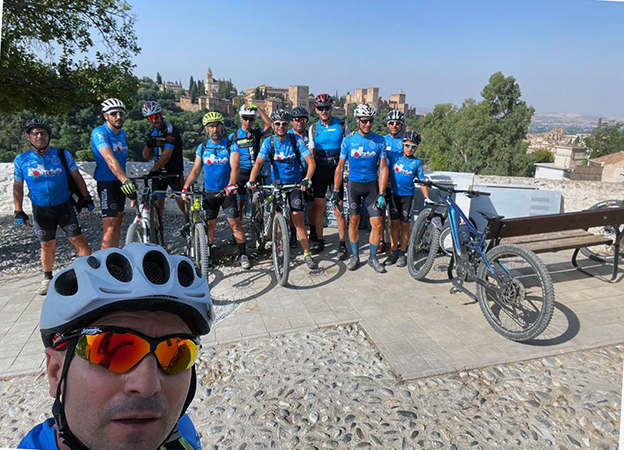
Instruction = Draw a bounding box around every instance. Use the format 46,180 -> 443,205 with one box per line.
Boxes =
202,111 -> 224,126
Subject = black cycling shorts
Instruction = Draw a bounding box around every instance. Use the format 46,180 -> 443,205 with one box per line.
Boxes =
311,163 -> 342,199
347,180 -> 382,218
97,181 -> 126,218
236,169 -> 252,199
389,195 -> 414,223
32,200 -> 83,243
202,192 -> 240,220
287,190 -> 306,213
152,174 -> 184,198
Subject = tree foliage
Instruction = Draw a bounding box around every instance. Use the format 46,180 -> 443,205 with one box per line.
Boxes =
1,0 -> 141,115
584,123 -> 624,159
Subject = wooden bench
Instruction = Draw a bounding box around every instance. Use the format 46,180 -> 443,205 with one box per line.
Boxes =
485,207 -> 624,282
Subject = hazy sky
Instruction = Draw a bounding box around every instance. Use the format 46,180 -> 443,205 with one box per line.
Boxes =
131,0 -> 624,117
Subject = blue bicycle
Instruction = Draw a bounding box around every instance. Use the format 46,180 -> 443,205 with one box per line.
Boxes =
408,179 -> 555,341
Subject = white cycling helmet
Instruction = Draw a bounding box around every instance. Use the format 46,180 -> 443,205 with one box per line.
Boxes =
239,105 -> 257,118
101,98 -> 126,113
354,103 -> 377,118
142,100 -> 162,117
40,243 -> 214,347
386,109 -> 405,123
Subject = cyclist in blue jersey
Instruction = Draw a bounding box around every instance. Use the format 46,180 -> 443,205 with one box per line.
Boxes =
91,98 -> 137,249
308,94 -> 349,260
334,103 -> 389,274
18,244 -> 212,450
141,101 -> 186,217
247,109 -> 318,270
288,106 -> 314,248
13,120 -> 93,295
378,109 -> 406,256
385,131 -> 430,267
183,112 -> 251,269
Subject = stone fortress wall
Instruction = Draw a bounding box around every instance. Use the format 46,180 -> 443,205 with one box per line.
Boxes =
1,162 -> 622,216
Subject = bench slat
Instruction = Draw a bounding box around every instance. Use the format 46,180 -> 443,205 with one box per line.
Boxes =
502,233 -> 613,253
487,207 -> 624,240
499,229 -> 591,244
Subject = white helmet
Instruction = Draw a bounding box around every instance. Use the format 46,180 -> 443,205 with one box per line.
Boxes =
354,103 -> 377,118
101,98 -> 126,113
386,109 -> 405,123
141,100 -> 162,117
239,105 -> 257,118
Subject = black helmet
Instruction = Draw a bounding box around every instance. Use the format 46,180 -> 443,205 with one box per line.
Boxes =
290,107 -> 309,119
403,131 -> 422,145
24,119 -> 52,135
270,109 -> 291,122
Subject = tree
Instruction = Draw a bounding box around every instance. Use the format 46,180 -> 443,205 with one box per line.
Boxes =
1,0 -> 140,115
531,149 -> 555,163
189,76 -> 197,102
156,72 -> 163,84
584,123 -> 624,158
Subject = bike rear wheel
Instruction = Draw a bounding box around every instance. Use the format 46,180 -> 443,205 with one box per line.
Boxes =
579,200 -> 624,263
272,212 -> 290,286
407,209 -> 441,280
193,223 -> 210,279
439,224 -> 453,256
251,192 -> 266,251
149,204 -> 165,246
476,244 -> 555,341
126,221 -> 147,245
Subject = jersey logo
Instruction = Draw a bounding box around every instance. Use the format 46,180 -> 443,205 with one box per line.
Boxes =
28,164 -> 62,178
113,142 -> 127,153
394,163 -> 414,176
204,154 -> 229,166
351,147 -> 376,158
275,152 -> 296,162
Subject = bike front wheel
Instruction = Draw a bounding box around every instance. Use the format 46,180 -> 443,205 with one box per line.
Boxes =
476,244 -> 555,341
251,193 -> 266,251
272,212 -> 290,286
126,221 -> 147,245
579,200 -> 624,263
193,223 -> 210,279
149,205 -> 165,246
407,209 -> 441,280
439,224 -> 453,256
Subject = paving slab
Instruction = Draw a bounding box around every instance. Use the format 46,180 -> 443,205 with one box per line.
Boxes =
1,230 -> 624,381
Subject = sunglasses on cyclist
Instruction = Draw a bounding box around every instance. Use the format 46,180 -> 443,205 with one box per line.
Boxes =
404,143 -> 418,150
359,118 -> 373,125
293,117 -> 308,123
147,114 -> 160,122
274,121 -> 289,127
316,106 -> 331,112
387,121 -> 402,126
55,326 -> 200,376
242,117 -> 255,121
107,111 -> 125,117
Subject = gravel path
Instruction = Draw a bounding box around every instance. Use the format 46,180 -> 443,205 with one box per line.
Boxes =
1,325 -> 621,449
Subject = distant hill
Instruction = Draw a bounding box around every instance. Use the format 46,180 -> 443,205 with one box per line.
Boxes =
529,112 -> 624,134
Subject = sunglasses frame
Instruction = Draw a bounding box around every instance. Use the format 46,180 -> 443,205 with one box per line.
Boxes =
147,114 -> 161,122
316,106 -> 331,112
387,121 -> 402,126
359,118 -> 374,124
404,143 -> 419,150
293,117 -> 308,123
242,116 -> 255,121
273,121 -> 289,127
107,111 -> 126,117
56,325 -> 200,375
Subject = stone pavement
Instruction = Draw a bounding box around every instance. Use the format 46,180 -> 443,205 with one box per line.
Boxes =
1,231 -> 624,380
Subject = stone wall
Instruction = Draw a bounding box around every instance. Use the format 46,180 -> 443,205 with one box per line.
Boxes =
1,162 -> 622,216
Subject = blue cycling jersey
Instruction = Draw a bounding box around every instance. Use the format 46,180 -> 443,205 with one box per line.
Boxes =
384,134 -> 404,154
309,117 -> 345,159
14,148 -> 77,207
258,135 -> 310,184
18,414 -> 201,449
339,131 -> 386,184
91,123 -> 128,182
387,152 -> 425,196
197,138 -> 238,191
229,128 -> 265,171
288,129 -> 309,177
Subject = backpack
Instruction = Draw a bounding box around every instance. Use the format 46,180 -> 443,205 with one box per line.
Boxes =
268,134 -> 306,175
57,149 -> 83,208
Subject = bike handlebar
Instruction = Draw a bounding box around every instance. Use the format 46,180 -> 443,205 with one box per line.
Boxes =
129,173 -> 182,182
415,179 -> 491,197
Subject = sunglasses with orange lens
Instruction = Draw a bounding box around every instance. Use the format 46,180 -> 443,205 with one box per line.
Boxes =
57,326 -> 200,376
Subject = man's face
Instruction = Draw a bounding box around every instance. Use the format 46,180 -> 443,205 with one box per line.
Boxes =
46,311 -> 194,450
105,109 -> 126,130
272,119 -> 289,137
357,117 -> 373,135
27,128 -> 51,151
147,113 -> 162,129
206,123 -> 223,142
291,117 -> 307,134
241,116 -> 255,131
387,120 -> 403,136
316,106 -> 332,122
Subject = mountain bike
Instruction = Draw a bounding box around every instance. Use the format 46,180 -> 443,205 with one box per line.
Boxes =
125,173 -> 179,246
409,179 -> 555,341
250,182 -> 301,286
579,199 -> 624,263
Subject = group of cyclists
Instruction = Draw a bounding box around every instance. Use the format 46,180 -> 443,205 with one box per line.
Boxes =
13,93 -> 429,295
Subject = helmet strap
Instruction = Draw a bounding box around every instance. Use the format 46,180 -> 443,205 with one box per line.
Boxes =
52,339 -> 91,450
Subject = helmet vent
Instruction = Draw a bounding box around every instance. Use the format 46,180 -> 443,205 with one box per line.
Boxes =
106,253 -> 133,282
177,261 -> 195,287
55,269 -> 78,296
143,250 -> 170,285
87,256 -> 100,269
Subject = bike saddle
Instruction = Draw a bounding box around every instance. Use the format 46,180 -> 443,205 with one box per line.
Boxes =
477,210 -> 504,221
